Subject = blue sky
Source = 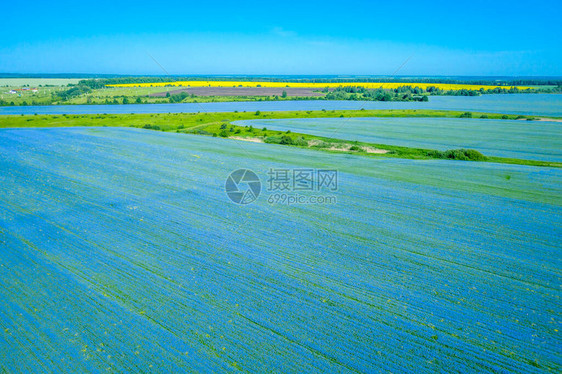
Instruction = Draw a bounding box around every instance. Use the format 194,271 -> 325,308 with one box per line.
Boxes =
1,0 -> 560,76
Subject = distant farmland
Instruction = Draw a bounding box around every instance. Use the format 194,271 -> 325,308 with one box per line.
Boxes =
0,78 -> 83,87
109,80 -> 535,91
149,87 -> 331,97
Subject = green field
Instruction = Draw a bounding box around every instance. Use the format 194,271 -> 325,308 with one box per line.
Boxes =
0,86 -> 69,106
65,86 -> 173,104
234,117 -> 562,162
0,84 -> 298,106
0,98 -> 560,373
0,109 -> 559,168
1,126 -> 560,372
0,109 -> 545,128
62,86 -> 297,105
0,79 -> 172,106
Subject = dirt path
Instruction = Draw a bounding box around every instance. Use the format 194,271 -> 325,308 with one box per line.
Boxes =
517,117 -> 562,123
230,136 -> 389,154
230,136 -> 264,143
536,117 -> 562,123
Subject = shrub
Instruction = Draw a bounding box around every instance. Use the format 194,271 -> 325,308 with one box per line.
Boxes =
293,137 -> 308,146
440,149 -> 486,161
142,124 -> 160,130
501,115 -> 509,119
56,84 -> 91,100
169,92 -> 189,103
461,149 -> 487,161
310,141 -> 331,148
459,112 -> 473,118
264,136 -> 282,144
192,129 -> 211,135
350,145 -> 362,151
263,135 -> 296,145
480,115 -> 488,119
428,148 -> 487,161
219,130 -> 229,137
279,135 -> 294,145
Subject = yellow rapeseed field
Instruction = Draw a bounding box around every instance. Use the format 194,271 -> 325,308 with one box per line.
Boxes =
107,81 -> 533,90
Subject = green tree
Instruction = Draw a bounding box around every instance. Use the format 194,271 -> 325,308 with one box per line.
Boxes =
279,135 -> 294,145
